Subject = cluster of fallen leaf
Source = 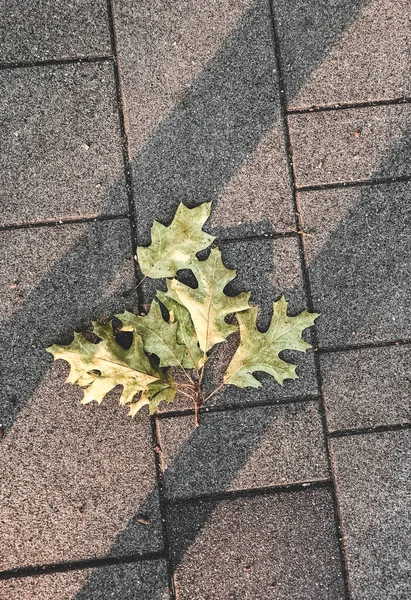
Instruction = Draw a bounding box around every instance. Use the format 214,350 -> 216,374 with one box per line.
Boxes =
47,202 -> 318,423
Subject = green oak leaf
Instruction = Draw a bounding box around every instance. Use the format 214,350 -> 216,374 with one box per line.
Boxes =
117,301 -> 187,369
224,296 -> 319,388
162,247 -> 251,353
156,290 -> 204,370
137,202 -> 215,278
127,380 -> 176,417
46,321 -> 176,415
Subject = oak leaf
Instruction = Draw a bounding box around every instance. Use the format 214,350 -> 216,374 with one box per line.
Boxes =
224,296 -> 318,388
46,321 -> 176,415
117,301 -> 187,369
162,248 -> 251,353
156,291 -> 204,370
137,202 -> 215,278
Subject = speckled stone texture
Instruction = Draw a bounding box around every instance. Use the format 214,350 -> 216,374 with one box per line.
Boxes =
0,561 -> 170,600
0,63 -> 127,226
158,401 -> 329,499
273,0 -> 411,107
0,219 -> 136,431
1,0 -> 112,63
321,346 -> 411,432
168,487 -> 345,599
331,430 -> 411,600
114,0 -> 295,240
0,365 -> 163,569
0,219 -> 165,568
289,104 -> 411,186
298,183 -> 411,347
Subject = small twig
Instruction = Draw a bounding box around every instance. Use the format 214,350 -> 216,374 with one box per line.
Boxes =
123,274 -> 147,297
204,381 -> 226,403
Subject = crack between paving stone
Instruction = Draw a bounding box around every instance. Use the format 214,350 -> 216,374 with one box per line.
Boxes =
268,1 -> 353,597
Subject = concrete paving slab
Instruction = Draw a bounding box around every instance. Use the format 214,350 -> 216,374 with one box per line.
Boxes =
0,63 -> 127,226
289,104 -> 411,186
273,0 -> 411,108
159,401 -> 329,499
0,363 -> 163,570
1,0 -> 111,63
298,183 -> 411,346
331,430 -> 411,600
168,487 -> 345,599
202,237 -> 318,408
0,219 -> 136,431
0,560 -> 169,599
321,346 -> 411,432
114,0 -> 294,240
146,236 -> 318,414
0,220 -> 165,567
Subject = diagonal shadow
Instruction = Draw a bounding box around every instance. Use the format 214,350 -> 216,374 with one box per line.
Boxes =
71,127 -> 411,598
0,0 -> 368,441
3,0 -> 408,596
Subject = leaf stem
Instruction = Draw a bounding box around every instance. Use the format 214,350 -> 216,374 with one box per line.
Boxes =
203,380 -> 226,403
194,398 -> 199,427
123,274 -> 148,297
197,356 -> 207,386
179,366 -> 195,385
177,388 -> 197,402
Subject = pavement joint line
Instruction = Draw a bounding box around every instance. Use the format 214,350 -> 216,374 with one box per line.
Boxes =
106,0 -> 140,291
151,415 -> 177,600
0,55 -> 115,71
104,2 -> 176,593
0,213 -> 130,232
156,394 -> 321,420
106,2 -> 176,596
328,422 -> 411,439
0,221 -> 297,239
296,175 -> 411,193
268,2 -> 352,597
217,230 -> 298,243
317,338 -> 411,354
287,96 -> 411,115
163,479 -> 333,506
0,551 -> 166,581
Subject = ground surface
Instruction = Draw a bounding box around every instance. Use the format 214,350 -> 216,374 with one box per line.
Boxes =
0,1 -> 410,599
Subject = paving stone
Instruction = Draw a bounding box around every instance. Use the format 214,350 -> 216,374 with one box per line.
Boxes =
202,237 -> 318,408
298,182 -> 411,346
0,220 -> 164,568
159,401 -> 329,499
321,346 -> 411,432
1,0 -> 111,63
114,0 -> 294,240
0,560 -> 169,599
273,0 -> 411,107
168,487 -> 345,599
0,219 -> 137,431
289,104 -> 411,186
0,363 -> 163,570
331,430 -> 411,600
0,63 -> 127,226
145,236 -> 318,414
